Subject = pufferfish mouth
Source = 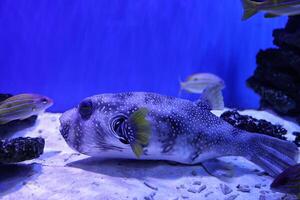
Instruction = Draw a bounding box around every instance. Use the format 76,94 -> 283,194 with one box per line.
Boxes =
60,123 -> 70,141
59,109 -> 76,141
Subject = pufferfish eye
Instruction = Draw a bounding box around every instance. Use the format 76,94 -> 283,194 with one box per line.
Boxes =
79,100 -> 93,119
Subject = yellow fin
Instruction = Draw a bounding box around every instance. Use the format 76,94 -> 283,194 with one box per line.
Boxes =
131,143 -> 144,158
129,108 -> 151,158
241,0 -> 259,20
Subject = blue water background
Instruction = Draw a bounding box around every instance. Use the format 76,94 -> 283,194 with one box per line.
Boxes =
0,1 -> 287,112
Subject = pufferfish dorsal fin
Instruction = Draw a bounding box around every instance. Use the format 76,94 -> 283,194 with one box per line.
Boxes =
194,84 -> 224,111
129,108 -> 151,158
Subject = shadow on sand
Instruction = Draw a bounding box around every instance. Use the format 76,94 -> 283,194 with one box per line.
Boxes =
67,157 -> 256,180
0,163 -> 42,197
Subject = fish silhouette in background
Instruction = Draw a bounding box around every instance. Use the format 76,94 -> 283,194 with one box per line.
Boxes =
180,73 -> 225,110
0,94 -> 53,125
241,0 -> 300,20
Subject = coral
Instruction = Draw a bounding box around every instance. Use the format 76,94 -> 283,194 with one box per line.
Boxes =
247,16 -> 300,117
0,137 -> 44,163
220,110 -> 287,140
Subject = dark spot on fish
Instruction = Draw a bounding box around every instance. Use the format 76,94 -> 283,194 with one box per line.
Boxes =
60,123 -> 70,140
100,104 -> 121,113
144,93 -> 163,105
156,112 -> 186,153
114,92 -> 133,100
73,118 -> 84,152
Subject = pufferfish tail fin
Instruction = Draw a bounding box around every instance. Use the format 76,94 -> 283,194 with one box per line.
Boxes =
246,133 -> 298,177
241,0 -> 261,20
129,108 -> 151,158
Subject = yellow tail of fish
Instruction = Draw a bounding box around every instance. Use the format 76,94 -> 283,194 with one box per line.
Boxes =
241,0 -> 261,20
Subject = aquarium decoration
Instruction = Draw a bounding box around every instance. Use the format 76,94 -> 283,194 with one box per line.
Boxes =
220,110 -> 288,140
0,137 -> 45,164
247,16 -> 300,121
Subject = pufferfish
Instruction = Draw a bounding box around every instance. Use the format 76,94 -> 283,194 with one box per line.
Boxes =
59,92 -> 298,177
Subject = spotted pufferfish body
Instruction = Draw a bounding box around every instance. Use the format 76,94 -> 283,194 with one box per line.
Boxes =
59,92 -> 298,177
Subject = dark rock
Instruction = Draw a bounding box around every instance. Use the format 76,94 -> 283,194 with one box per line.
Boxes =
255,184 -> 262,189
247,16 -> 300,118
220,183 -> 233,195
292,131 -> 300,136
0,93 -> 38,139
0,137 -> 45,163
224,194 -> 239,200
294,134 -> 300,147
236,184 -> 250,193
220,110 -> 288,140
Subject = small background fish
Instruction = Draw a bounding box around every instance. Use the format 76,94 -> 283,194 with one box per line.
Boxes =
0,94 -> 53,125
180,73 -> 225,110
241,0 -> 300,20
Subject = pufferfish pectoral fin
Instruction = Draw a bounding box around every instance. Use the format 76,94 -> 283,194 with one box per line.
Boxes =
129,108 -> 151,158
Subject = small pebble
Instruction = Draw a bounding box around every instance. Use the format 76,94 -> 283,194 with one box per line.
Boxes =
192,181 -> 201,185
181,195 -> 189,199
144,192 -> 156,200
255,184 -> 262,189
144,182 -> 158,191
220,183 -> 233,195
187,188 -> 197,193
38,129 -> 43,133
204,191 -> 213,197
198,185 -> 207,193
257,171 -> 268,176
191,170 -> 197,176
224,194 -> 239,200
236,184 -> 250,193
259,190 -> 270,194
259,195 -> 266,200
